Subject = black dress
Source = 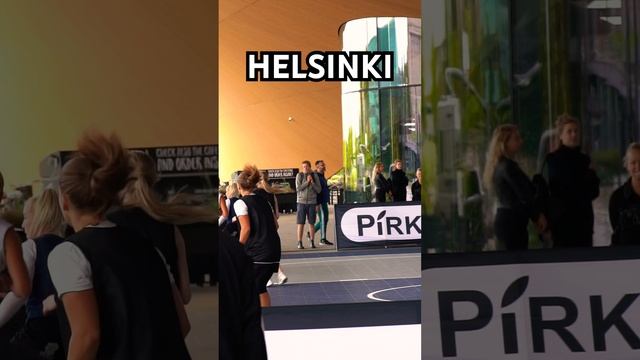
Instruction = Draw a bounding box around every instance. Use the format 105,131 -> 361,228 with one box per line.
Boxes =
545,145 -> 600,247
609,179 -> 640,246
492,157 -> 539,250
374,173 -> 390,203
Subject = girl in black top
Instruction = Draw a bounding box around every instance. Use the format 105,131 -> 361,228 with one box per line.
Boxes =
111,151 -> 215,305
234,165 -> 281,307
609,143 -> 640,245
256,171 -> 287,285
545,115 -> 600,248
390,159 -> 409,202
48,131 -> 189,359
373,162 -> 390,203
483,125 -> 546,250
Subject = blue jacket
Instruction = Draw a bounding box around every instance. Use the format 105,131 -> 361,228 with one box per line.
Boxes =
316,172 -> 330,204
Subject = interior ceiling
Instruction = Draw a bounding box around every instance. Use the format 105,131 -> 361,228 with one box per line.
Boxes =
0,0 -> 216,187
219,0 -> 420,179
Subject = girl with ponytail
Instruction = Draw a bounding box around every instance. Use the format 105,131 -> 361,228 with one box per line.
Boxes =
108,151 -> 215,304
48,131 -> 190,359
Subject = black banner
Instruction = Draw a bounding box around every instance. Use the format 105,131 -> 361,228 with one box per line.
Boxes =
133,144 -> 217,176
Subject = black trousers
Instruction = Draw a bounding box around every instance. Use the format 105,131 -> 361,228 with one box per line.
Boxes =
495,208 -> 529,251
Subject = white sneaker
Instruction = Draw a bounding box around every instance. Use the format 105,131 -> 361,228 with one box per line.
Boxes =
274,272 -> 288,285
266,279 -> 273,287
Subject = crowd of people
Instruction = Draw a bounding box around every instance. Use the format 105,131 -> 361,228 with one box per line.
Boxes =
371,159 -> 421,202
217,157 -> 425,310
483,114 -> 640,249
0,131 -> 215,359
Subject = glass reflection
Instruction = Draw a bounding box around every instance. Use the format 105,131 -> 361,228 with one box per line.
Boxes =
341,17 -> 422,203
421,0 -> 640,252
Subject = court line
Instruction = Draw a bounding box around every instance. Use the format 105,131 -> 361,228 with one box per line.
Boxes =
281,254 -> 420,266
271,276 -> 420,285
367,285 -> 421,302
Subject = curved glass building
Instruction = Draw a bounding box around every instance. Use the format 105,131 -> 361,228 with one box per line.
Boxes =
340,17 -> 422,203
421,0 -> 640,252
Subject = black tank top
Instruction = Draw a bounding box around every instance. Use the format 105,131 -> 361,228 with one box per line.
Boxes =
240,194 -> 281,263
57,226 -> 190,360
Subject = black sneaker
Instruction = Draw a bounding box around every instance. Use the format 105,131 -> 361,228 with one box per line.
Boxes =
310,239 -> 316,249
297,241 -> 304,249
319,239 -> 334,246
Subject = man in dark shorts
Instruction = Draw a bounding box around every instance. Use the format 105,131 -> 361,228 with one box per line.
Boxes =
295,160 -> 321,249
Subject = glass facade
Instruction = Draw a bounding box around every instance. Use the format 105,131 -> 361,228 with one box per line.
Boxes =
422,0 -> 640,252
341,18 -> 422,203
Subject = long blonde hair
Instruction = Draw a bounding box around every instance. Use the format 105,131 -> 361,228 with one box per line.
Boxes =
120,151 -> 215,225
226,183 -> 239,198
483,124 -> 519,191
372,162 -> 383,177
24,188 -> 65,239
257,171 -> 276,194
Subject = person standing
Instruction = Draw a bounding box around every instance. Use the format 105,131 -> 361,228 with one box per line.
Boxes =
483,124 -> 546,250
255,171 -> 287,286
390,159 -> 409,202
48,131 -> 190,359
373,162 -> 390,203
0,189 -> 65,359
295,161 -> 321,249
609,143 -> 640,245
0,170 -> 32,358
313,160 -> 333,246
411,168 -> 422,202
233,165 -> 281,307
109,150 -> 216,305
545,115 -> 600,248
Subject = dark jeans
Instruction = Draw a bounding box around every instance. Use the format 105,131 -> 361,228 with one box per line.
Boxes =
314,202 -> 329,239
495,208 -> 529,251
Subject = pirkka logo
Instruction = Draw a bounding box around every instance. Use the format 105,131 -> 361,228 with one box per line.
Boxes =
438,276 -> 640,357
339,205 -> 421,242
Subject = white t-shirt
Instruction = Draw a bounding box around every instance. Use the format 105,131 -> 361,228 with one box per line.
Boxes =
48,221 -> 174,297
233,198 -> 249,217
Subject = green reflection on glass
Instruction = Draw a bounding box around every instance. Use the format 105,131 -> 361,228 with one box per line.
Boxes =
341,17 -> 422,203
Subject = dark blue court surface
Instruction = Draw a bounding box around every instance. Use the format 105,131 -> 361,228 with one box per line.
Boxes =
269,277 -> 420,306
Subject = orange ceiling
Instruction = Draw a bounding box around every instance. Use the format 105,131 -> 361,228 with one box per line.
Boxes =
219,0 -> 420,180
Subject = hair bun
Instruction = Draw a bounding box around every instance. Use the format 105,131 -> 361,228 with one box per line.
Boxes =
237,164 -> 261,190
60,130 -> 131,214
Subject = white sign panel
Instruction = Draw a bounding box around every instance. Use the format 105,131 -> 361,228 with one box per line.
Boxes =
339,204 -> 421,242
422,259 -> 640,359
